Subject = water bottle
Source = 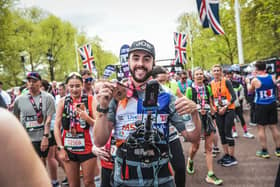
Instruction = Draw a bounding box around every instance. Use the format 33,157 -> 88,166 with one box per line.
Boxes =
181,114 -> 196,132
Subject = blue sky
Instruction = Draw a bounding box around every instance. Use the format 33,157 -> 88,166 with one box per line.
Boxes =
18,0 -> 198,62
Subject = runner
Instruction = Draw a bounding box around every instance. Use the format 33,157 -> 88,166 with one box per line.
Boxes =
93,40 -> 201,187
177,70 -> 192,97
152,65 -> 187,187
54,72 -> 98,187
13,72 -> 55,165
225,70 -> 254,139
81,69 -> 94,95
186,67 -> 223,185
210,64 -> 238,167
246,60 -> 280,158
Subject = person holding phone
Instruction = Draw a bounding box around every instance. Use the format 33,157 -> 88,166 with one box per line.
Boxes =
93,40 -> 201,187
54,72 -> 97,187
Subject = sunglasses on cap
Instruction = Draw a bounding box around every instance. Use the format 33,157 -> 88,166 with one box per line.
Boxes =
84,77 -> 93,83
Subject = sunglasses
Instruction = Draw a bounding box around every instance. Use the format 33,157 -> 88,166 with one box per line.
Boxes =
84,77 -> 93,83
181,77 -> 187,81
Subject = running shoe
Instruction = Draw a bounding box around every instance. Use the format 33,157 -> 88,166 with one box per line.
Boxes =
275,149 -> 280,157
205,172 -> 223,185
232,131 -> 238,138
186,158 -> 195,174
256,150 -> 270,158
212,147 -> 220,154
52,181 -> 60,187
222,156 -> 238,167
217,154 -> 230,165
243,132 -> 255,139
61,178 -> 68,185
249,122 -> 257,127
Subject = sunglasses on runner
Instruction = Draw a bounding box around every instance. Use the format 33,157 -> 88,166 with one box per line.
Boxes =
84,77 -> 93,83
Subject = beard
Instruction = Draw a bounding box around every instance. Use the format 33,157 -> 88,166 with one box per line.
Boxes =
129,66 -> 152,83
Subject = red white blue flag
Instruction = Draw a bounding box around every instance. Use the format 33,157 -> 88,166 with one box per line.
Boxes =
197,0 -> 224,35
77,44 -> 97,74
173,32 -> 187,65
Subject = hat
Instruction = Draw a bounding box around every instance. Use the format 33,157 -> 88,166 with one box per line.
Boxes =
26,72 -> 41,81
129,40 -> 155,59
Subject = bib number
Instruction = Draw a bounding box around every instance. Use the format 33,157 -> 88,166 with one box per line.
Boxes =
25,115 -> 44,131
64,132 -> 85,152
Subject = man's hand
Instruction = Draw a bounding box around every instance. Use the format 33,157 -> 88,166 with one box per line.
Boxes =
96,82 -> 116,108
40,137 -> 49,152
175,97 -> 197,115
92,145 -> 111,162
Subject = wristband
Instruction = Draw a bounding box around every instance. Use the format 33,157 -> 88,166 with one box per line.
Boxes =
43,133 -> 49,138
96,104 -> 109,114
57,145 -> 64,151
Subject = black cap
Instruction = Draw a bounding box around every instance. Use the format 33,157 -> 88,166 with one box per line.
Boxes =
26,72 -> 41,81
129,40 -> 155,59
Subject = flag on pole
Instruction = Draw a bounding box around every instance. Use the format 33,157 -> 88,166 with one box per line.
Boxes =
103,65 -> 116,79
119,44 -> 130,78
196,0 -> 225,35
77,44 -> 97,75
173,32 -> 187,65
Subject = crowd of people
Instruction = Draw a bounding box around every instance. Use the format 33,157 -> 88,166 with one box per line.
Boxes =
1,39 -> 280,187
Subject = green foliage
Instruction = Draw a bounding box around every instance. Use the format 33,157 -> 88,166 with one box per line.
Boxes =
0,2 -> 117,88
176,0 -> 279,70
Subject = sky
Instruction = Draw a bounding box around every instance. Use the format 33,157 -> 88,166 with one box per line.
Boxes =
17,0 -> 198,62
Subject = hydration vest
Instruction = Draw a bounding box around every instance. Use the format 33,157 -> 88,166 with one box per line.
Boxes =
61,94 -> 92,130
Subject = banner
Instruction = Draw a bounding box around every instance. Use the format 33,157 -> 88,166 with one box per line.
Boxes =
196,0 -> 224,35
77,43 -> 97,76
119,44 -> 130,78
103,65 -> 116,79
174,32 -> 187,65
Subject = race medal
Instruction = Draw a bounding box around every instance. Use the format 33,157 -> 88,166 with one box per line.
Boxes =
113,83 -> 127,101
37,113 -> 43,124
70,127 -> 77,136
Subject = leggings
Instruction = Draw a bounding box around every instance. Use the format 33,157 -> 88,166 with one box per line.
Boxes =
169,138 -> 186,187
216,110 -> 235,146
235,106 -> 246,126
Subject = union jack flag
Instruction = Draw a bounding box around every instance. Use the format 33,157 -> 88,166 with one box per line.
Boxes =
197,0 -> 224,35
173,32 -> 187,65
77,44 -> 97,74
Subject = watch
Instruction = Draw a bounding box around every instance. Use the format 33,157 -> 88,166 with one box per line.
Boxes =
43,133 -> 49,138
57,145 -> 64,151
96,104 -> 109,114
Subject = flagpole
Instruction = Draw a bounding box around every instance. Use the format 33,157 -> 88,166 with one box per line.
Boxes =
187,19 -> 194,73
234,0 -> 244,65
74,36 -> 80,72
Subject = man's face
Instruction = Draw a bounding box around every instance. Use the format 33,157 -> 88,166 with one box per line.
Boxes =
82,74 -> 93,89
128,50 -> 154,83
27,79 -> 41,93
194,70 -> 204,84
180,74 -> 187,83
52,81 -> 57,88
212,67 -> 222,79
156,73 -> 169,85
58,85 -> 66,96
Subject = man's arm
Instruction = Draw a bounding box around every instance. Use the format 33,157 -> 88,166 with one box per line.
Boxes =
225,80 -> 237,104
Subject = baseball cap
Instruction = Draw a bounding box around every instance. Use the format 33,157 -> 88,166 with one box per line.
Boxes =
129,40 -> 155,59
26,72 -> 41,81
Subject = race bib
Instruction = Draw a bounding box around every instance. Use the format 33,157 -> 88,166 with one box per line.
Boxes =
25,115 -> 44,131
214,97 -> 228,106
64,132 -> 85,152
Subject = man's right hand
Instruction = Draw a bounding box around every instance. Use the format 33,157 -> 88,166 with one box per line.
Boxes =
92,145 -> 111,162
96,82 -> 116,108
